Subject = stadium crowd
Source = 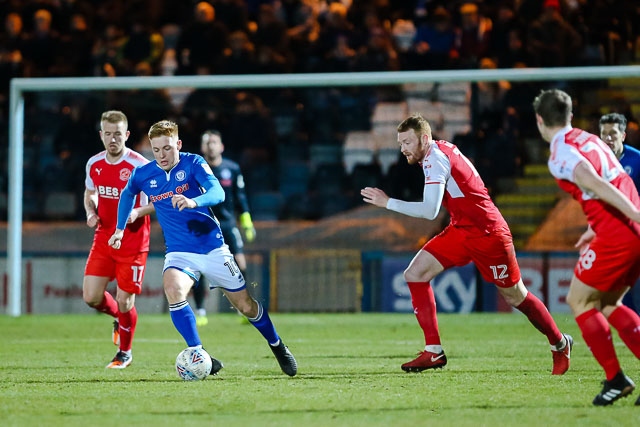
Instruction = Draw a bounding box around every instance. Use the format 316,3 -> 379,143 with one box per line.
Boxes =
1,0 -> 640,221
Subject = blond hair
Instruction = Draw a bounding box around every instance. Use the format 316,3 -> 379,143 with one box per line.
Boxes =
100,110 -> 128,127
148,120 -> 179,139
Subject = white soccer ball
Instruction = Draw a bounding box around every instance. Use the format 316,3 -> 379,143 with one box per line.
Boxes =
175,347 -> 213,381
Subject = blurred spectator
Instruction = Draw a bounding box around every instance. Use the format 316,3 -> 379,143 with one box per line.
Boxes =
572,0 -> 636,65
275,0 -> 319,69
55,13 -> 94,76
324,33 -> 356,72
56,0 -> 96,32
0,13 -> 25,99
527,0 -> 582,67
471,57 -> 517,192
91,23 -> 128,76
352,25 -> 399,72
489,2 -> 518,62
409,6 -> 456,70
391,18 -> 416,64
453,2 -> 492,69
219,30 -> 258,74
175,1 -> 229,74
308,1 -> 359,72
212,0 -> 249,33
251,3 -> 295,74
252,3 -> 288,50
227,91 -> 277,170
120,19 -> 164,75
496,28 -> 528,69
22,8 -> 61,77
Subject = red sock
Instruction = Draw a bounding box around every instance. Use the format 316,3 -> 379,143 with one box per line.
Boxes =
576,308 -> 620,381
95,291 -> 118,317
118,306 -> 137,352
607,305 -> 640,359
515,291 -> 562,345
407,282 -> 441,346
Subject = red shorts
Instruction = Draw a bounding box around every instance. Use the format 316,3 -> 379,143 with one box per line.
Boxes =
85,243 -> 149,295
574,236 -> 640,292
424,225 -> 521,288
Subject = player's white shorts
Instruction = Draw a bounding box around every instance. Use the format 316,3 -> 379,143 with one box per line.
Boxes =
163,245 -> 246,292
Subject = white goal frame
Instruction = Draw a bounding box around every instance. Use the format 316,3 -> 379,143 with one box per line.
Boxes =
7,65 -> 640,316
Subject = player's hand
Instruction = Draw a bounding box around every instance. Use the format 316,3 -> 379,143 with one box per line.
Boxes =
108,229 -> 125,250
239,212 -> 256,243
127,208 -> 140,224
243,226 -> 256,243
361,187 -> 389,208
574,227 -> 595,254
86,212 -> 100,228
171,194 -> 196,211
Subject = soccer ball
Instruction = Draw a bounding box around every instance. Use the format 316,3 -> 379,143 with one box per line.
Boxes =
175,347 -> 213,381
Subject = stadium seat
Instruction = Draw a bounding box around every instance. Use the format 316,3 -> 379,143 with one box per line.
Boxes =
309,144 -> 343,173
44,191 -> 77,220
343,131 -> 375,174
249,192 -> 285,221
311,163 -> 347,196
377,148 -> 400,176
279,161 -> 311,198
371,101 -> 408,127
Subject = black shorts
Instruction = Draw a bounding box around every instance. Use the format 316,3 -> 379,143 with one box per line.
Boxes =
221,223 -> 244,255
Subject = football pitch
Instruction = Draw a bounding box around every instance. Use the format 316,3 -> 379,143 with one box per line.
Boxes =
1,312 -> 638,427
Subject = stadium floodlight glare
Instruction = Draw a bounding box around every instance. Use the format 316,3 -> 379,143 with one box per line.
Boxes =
7,65 -> 640,316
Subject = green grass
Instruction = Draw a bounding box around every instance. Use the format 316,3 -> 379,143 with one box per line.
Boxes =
1,313 -> 638,427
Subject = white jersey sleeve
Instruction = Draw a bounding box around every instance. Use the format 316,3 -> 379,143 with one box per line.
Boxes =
548,139 -> 584,182
385,145 -> 449,220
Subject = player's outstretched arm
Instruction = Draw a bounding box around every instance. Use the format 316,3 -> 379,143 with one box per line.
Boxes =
362,183 -> 445,220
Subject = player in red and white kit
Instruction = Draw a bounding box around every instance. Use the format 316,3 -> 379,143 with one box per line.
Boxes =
361,113 -> 572,375
534,89 -> 640,406
83,110 -> 153,369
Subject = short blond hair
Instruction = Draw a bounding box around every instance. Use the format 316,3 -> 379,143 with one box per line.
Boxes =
148,120 -> 179,139
100,110 -> 128,128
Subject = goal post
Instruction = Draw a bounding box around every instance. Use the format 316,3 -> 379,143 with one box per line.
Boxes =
7,65 -> 640,316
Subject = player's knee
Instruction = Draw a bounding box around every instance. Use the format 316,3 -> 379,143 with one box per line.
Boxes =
83,294 -> 101,307
403,267 -> 433,283
236,299 -> 258,318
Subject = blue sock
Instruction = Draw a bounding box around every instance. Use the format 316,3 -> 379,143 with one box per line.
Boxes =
248,303 -> 280,346
169,301 -> 201,347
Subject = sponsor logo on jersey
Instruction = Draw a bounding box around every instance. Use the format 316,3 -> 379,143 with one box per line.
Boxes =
98,185 -> 120,199
150,179 -> 157,188
149,183 -> 190,202
95,168 -> 102,175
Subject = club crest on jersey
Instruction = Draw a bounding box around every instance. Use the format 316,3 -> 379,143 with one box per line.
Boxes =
175,170 -> 186,181
119,168 -> 131,181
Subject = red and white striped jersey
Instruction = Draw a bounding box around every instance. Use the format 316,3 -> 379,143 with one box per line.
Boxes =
423,140 -> 508,232
548,126 -> 640,241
